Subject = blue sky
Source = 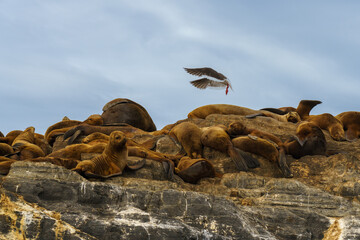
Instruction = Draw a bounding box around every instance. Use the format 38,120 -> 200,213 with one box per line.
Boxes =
1,1 -> 360,134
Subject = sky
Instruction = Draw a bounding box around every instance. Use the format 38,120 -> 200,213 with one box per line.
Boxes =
1,1 -> 360,135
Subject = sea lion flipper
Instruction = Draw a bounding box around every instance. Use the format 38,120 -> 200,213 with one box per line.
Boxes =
235,148 -> 260,169
260,108 -> 287,115
67,130 -> 82,145
126,158 -> 146,170
245,113 -> 265,119
278,148 -> 293,178
228,147 -> 249,172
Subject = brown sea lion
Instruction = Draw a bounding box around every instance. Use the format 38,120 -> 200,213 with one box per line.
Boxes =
0,130 -> 22,145
48,142 -> 106,160
0,131 -> 3,138
45,114 -> 103,145
188,104 -> 260,119
201,125 -> 250,171
306,113 -> 345,141
11,127 -> 45,160
336,111 -> 360,141
175,157 -> 217,184
259,100 -> 322,121
101,98 -> 157,132
283,121 -> 326,159
246,111 -> 301,123
228,121 -> 292,178
63,124 -> 167,145
72,131 -> 129,177
169,122 -> 203,159
0,143 -> 14,156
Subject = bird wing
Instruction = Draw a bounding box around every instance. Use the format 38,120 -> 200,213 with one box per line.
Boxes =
184,67 -> 227,80
190,78 -> 226,89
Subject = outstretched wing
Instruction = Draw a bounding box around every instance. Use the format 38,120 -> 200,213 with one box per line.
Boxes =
190,78 -> 226,89
184,67 -> 227,80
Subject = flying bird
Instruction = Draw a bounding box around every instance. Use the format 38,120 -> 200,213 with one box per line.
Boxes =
184,67 -> 233,95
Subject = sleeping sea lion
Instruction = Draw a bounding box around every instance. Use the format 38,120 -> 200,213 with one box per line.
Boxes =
63,124 -> 167,145
48,142 -> 106,160
10,127 -> 45,160
306,113 -> 345,141
188,104 -> 259,119
228,121 -> 292,178
201,125 -> 250,171
0,143 -> 14,156
169,122 -> 203,158
336,111 -> 360,141
175,157 -> 217,184
101,98 -> 157,132
283,121 -> 326,159
45,114 -> 103,145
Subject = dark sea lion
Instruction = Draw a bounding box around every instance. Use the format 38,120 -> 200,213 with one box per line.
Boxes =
201,125 -> 250,171
306,113 -> 345,141
0,131 -> 3,138
283,122 -> 326,159
169,122 -> 203,158
11,127 -> 45,160
175,157 -> 217,184
101,98 -> 156,132
188,104 -> 259,119
72,131 -> 129,177
228,121 -> 292,178
336,111 -> 360,141
45,114 -> 103,145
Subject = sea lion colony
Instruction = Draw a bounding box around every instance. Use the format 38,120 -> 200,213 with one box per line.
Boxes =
0,98 -> 359,183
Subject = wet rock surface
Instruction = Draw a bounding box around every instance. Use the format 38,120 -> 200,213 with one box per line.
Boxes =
1,114 -> 360,239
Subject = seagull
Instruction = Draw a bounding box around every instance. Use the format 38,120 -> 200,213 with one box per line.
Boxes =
184,67 -> 233,95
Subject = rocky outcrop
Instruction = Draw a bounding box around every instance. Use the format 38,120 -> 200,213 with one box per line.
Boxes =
1,114 -> 360,239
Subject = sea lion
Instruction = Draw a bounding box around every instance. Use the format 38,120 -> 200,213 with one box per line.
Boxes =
63,124 -> 167,145
0,130 -> 22,145
0,143 -> 14,156
48,142 -> 106,160
169,122 -> 203,159
246,111 -> 301,123
175,156 -> 217,184
259,100 -> 322,121
45,114 -> 103,145
72,131 -> 129,177
0,131 -> 3,138
228,121 -> 292,178
188,104 -> 260,119
336,111 -> 360,141
306,113 -> 345,141
101,98 -> 157,132
201,125 -> 250,171
10,127 -> 45,160
283,121 -> 326,159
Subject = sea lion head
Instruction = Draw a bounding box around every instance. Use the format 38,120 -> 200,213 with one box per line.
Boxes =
84,114 -> 103,125
109,131 -> 127,148
295,122 -> 320,146
227,121 -> 246,137
285,112 -> 301,123
329,125 -> 346,141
